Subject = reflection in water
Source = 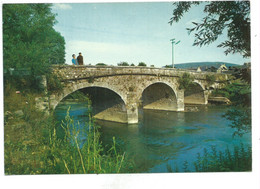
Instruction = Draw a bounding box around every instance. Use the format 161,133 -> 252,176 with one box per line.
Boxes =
55,102 -> 251,173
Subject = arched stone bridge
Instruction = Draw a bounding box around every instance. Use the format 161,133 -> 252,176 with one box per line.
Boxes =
42,65 -> 230,124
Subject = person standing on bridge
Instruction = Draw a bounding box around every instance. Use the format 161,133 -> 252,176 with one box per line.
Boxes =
77,52 -> 84,65
72,54 -> 78,65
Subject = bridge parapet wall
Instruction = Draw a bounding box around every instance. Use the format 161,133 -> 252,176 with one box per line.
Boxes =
51,65 -> 229,83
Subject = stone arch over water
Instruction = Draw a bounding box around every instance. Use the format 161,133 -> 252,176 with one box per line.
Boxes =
184,81 -> 207,105
52,83 -> 129,123
51,82 -> 127,111
141,82 -> 178,111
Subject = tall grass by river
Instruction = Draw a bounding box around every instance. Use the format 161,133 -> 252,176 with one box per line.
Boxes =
4,86 -> 133,174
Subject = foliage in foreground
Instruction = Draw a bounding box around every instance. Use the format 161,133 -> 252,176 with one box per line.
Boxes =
210,75 -> 251,137
4,86 -> 132,174
193,145 -> 251,172
4,86 -> 55,174
48,109 -> 132,174
223,108 -> 251,137
167,144 -> 252,172
170,1 -> 250,57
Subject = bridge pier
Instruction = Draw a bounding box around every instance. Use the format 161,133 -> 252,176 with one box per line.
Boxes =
176,89 -> 185,111
126,102 -> 139,124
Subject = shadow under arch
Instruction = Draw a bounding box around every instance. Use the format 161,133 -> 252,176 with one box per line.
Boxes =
52,82 -> 127,111
54,85 -> 128,123
141,82 -> 178,111
184,81 -> 206,105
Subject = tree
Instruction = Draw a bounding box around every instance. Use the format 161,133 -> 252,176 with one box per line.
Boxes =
169,1 -> 250,57
178,72 -> 195,90
3,4 -> 65,79
138,62 -> 147,67
117,61 -> 129,66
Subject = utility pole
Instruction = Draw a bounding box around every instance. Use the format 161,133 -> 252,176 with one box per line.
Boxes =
170,38 -> 180,68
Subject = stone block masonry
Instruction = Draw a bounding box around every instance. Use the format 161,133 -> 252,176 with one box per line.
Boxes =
38,65 -> 230,124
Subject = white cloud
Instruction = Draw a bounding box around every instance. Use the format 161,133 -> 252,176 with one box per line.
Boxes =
52,4 -> 72,10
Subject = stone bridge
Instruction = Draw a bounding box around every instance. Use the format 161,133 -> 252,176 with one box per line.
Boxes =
38,65 -> 230,124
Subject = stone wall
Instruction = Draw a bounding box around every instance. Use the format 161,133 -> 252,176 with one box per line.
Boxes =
51,65 -> 229,82
43,65 -> 230,124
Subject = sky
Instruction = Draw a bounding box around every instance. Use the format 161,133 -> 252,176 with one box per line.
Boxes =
51,2 -> 250,67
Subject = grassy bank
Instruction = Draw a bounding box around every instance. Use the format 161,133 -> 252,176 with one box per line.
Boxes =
4,85 -> 133,174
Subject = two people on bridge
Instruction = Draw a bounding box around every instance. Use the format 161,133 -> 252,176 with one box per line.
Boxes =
72,52 -> 84,65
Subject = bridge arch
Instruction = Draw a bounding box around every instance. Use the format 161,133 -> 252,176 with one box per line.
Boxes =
184,81 -> 207,105
51,81 -> 127,111
140,82 -> 178,111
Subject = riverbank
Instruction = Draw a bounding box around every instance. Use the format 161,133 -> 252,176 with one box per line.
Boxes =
4,86 -> 133,174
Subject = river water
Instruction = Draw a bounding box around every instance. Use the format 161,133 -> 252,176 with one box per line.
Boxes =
54,101 -> 251,173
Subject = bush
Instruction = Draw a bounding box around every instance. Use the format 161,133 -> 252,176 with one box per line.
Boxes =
211,83 -> 250,106
96,63 -> 107,66
4,86 -> 54,174
178,73 -> 194,90
138,62 -> 147,67
46,73 -> 64,94
193,144 -> 251,172
167,144 -> 252,172
4,71 -> 46,94
205,74 -> 216,85
118,62 -> 129,66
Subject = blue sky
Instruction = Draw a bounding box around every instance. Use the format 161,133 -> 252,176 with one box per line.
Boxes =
51,2 -> 250,67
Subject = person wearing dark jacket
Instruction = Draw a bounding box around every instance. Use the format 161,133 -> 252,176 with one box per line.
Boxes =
77,52 -> 84,65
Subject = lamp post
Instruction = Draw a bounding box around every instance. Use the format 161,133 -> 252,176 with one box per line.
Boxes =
170,38 -> 180,68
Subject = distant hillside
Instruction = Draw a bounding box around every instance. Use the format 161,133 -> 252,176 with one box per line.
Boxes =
168,62 -> 241,69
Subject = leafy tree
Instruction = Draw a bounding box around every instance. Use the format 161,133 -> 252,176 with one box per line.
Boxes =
3,4 -> 65,90
96,63 -> 107,66
223,108 -> 251,137
169,1 -> 250,57
205,74 -> 216,85
118,61 -> 129,66
178,72 -> 195,90
138,62 -> 147,67
211,81 -> 251,137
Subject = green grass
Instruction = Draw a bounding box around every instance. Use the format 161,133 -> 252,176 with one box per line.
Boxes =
49,108 -> 132,174
167,144 -> 252,173
4,85 -> 133,174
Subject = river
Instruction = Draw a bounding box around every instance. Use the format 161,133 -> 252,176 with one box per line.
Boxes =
54,100 -> 251,173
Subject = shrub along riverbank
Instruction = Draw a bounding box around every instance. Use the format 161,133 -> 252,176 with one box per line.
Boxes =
4,84 -> 133,174
167,144 -> 252,172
